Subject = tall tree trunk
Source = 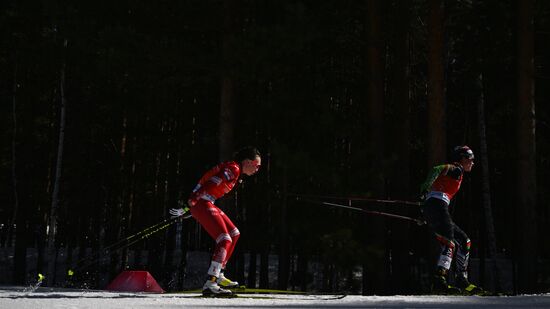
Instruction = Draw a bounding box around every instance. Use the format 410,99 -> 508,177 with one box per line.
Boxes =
46,39 -> 68,286
365,0 -> 384,182
39,87 -> 58,277
174,140 -> 186,291
97,185 -> 110,288
121,133 -> 137,271
391,0 -> 412,201
516,0 -> 537,293
164,118 -> 180,290
218,2 -> 238,278
247,251 -> 257,288
36,83 -> 59,273
260,87 -> 274,290
13,206 -> 27,284
296,253 -> 308,291
277,166 -> 289,290
476,74 -> 501,292
363,0 -> 386,295
220,78 -> 234,161
388,0 -> 412,294
427,0 -> 446,166
148,137 -> 164,275
110,112 -> 128,279
219,0 -> 238,161
13,110 -> 28,288
259,248 -> 269,288
5,59 -> 19,248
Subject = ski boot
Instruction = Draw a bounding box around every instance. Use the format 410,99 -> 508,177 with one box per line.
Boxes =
217,271 -> 240,288
431,268 -> 462,295
202,276 -> 233,297
455,275 -> 489,296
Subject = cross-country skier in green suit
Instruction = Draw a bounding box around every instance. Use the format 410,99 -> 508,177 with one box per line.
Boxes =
420,145 -> 485,295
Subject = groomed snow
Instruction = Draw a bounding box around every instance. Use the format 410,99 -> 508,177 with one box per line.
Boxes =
1,286 -> 549,309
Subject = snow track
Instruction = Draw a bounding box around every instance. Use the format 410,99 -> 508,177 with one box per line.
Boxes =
1,286 -> 549,308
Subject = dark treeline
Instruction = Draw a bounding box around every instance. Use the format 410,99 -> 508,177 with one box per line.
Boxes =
1,0 -> 549,295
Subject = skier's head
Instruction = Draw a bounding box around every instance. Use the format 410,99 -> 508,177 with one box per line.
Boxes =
452,145 -> 474,172
234,146 -> 261,176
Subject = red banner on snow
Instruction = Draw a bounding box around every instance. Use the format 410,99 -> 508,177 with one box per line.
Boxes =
106,270 -> 164,293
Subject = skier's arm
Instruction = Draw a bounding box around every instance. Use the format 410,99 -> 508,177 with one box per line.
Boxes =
419,165 -> 446,195
445,164 -> 463,180
188,165 -> 239,206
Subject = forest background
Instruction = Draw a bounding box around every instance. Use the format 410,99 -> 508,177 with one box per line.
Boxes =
1,0 -> 549,295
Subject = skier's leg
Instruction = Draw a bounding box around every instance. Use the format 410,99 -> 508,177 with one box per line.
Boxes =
190,201 -> 233,295
423,198 -> 456,272
452,225 -> 485,294
219,210 -> 240,268
216,210 -> 240,288
453,224 -> 471,280
422,198 -> 459,293
435,234 -> 455,272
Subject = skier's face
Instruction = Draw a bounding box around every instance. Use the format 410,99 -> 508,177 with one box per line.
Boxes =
242,156 -> 261,176
461,158 -> 474,172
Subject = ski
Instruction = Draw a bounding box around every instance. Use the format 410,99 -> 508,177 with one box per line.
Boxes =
186,293 -> 347,300
198,293 -> 239,298
431,285 -> 501,297
228,286 -> 307,294
178,287 -> 346,300
179,287 -> 307,295
461,288 -> 504,297
233,294 -> 347,300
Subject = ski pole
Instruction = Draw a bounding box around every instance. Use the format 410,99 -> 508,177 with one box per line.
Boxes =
70,216 -> 176,269
101,215 -> 183,253
297,197 -> 426,225
68,215 -> 186,276
71,217 -> 179,275
288,193 -> 422,206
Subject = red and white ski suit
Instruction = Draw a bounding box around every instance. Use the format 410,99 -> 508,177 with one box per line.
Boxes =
188,161 -> 241,272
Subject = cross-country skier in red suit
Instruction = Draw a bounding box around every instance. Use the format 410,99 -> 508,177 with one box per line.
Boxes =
170,146 -> 261,296
420,145 -> 485,295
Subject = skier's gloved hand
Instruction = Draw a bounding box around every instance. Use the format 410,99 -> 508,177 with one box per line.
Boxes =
169,206 -> 191,219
